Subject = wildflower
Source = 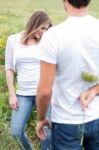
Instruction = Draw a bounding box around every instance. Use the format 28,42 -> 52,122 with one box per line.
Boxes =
0,38 -> 5,49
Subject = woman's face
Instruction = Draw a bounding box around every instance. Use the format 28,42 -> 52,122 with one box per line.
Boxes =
34,23 -> 50,40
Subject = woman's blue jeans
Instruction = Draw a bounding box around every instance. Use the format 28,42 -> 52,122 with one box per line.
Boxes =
11,95 -> 52,150
41,127 -> 52,150
41,106 -> 52,150
52,119 -> 99,150
11,95 -> 35,150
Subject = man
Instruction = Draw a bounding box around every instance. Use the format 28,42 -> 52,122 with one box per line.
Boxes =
36,0 -> 99,149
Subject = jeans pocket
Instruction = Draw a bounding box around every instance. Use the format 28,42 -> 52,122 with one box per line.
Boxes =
53,123 -> 81,142
66,124 -> 81,140
73,125 -> 81,139
52,123 -> 82,149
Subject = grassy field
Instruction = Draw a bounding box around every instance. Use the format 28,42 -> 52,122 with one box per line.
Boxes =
0,0 -> 99,39
0,0 -> 99,150
0,0 -> 99,63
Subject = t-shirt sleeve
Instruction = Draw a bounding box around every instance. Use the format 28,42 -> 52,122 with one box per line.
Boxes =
38,30 -> 58,64
5,35 -> 14,70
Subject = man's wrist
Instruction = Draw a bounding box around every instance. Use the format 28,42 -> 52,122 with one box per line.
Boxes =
90,85 -> 99,96
37,115 -> 46,121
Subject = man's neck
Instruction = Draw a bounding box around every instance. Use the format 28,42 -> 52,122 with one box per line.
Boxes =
65,1 -> 89,17
67,7 -> 88,17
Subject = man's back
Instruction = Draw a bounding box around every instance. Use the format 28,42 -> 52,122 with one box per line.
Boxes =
39,15 -> 99,124
36,1 -> 99,149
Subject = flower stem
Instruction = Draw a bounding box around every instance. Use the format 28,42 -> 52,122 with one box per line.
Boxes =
80,110 -> 85,145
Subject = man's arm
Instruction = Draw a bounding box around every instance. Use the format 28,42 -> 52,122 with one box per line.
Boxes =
80,84 -> 99,110
93,84 -> 99,94
36,61 -> 56,121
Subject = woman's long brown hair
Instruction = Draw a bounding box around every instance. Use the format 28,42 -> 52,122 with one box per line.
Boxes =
22,10 -> 52,45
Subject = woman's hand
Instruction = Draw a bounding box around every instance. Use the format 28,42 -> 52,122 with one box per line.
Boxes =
80,87 -> 96,110
9,95 -> 19,110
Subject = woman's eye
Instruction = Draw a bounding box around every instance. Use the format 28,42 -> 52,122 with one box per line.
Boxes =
41,27 -> 48,30
41,27 -> 45,30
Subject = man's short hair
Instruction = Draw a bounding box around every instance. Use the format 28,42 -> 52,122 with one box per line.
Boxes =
67,0 -> 91,8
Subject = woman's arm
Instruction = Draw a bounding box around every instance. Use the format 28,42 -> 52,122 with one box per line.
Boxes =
6,70 -> 19,109
6,69 -> 15,96
5,36 -> 19,109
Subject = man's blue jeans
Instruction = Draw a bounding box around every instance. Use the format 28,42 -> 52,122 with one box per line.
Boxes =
52,119 -> 99,150
11,95 -> 35,150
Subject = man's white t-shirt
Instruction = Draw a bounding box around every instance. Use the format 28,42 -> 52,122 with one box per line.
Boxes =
39,15 -> 99,124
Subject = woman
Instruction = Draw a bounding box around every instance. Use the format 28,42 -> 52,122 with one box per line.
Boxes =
5,10 -> 52,150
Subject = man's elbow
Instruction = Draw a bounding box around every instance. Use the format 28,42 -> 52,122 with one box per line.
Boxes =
37,87 -> 52,98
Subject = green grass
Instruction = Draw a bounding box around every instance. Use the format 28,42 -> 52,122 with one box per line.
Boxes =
0,0 -> 99,63
0,0 -> 98,38
0,0 -> 99,149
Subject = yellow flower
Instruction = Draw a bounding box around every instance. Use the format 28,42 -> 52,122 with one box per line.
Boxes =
0,38 -> 5,49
